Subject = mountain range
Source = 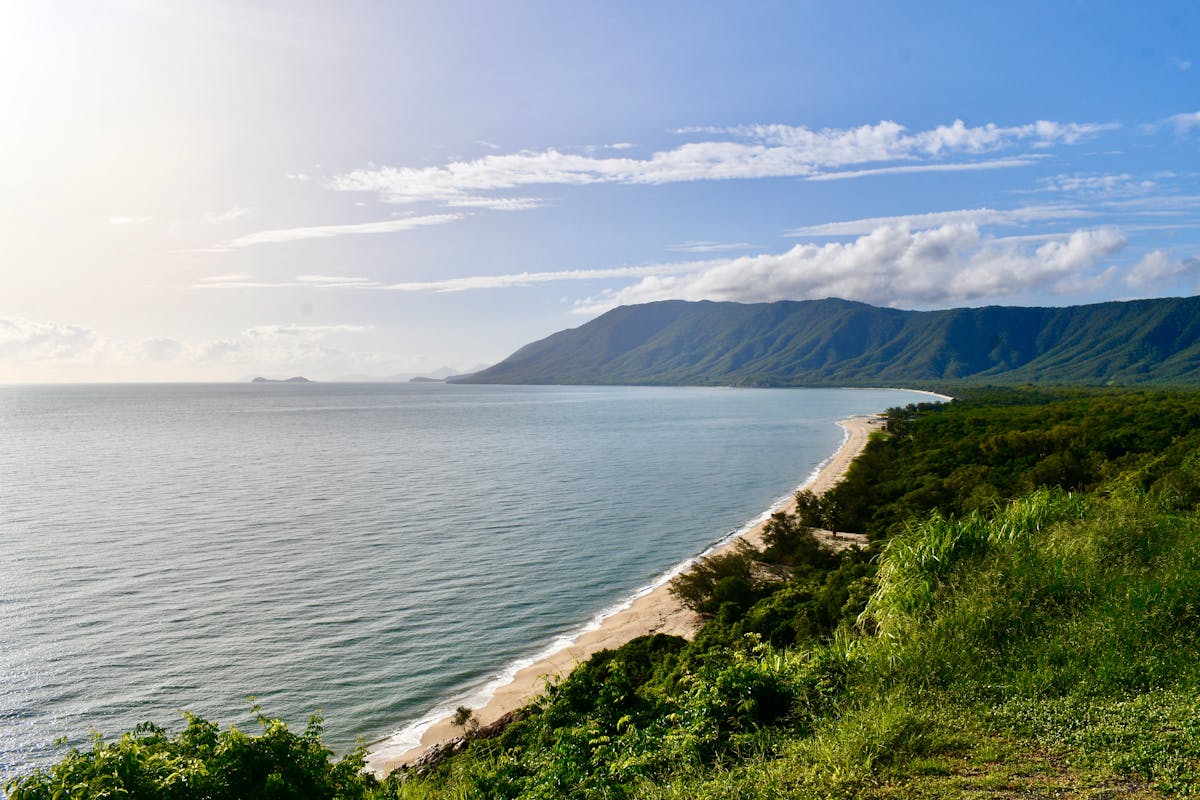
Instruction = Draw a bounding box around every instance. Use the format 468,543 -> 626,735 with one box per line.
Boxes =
452,296 -> 1200,387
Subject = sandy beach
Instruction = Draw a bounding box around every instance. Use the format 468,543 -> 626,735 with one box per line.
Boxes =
366,413 -> 884,776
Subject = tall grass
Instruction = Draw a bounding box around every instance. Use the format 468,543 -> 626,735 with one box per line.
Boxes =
861,488 -> 1087,641
859,486 -> 1200,704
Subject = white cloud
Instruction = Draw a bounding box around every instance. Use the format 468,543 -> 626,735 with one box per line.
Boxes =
1126,250 -> 1200,287
198,273 -> 255,283
108,215 -> 151,225
574,224 -> 1127,313
1171,57 -> 1192,72
333,117 -> 1112,207
1038,172 -> 1157,195
141,337 -> 183,361
383,263 -> 704,293
682,118 -> 1113,157
195,323 -> 381,375
1170,111 -> 1200,136
242,324 -> 371,338
804,158 -> 1040,181
185,223 -> 1130,309
193,274 -> 380,290
1141,111 -> 1200,136
190,264 -> 703,293
203,206 -> 255,223
218,213 -> 464,249
443,195 -> 545,210
0,317 -> 442,382
295,274 -> 376,285
665,241 -> 758,253
789,206 -> 1092,236
192,278 -> 289,288
0,317 -> 99,360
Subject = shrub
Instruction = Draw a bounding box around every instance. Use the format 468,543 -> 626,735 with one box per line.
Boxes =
6,710 -> 376,800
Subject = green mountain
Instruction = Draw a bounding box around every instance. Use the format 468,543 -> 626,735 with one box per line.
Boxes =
453,295 -> 1200,386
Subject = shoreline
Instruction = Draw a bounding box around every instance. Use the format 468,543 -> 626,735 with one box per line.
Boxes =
365,413 -> 885,777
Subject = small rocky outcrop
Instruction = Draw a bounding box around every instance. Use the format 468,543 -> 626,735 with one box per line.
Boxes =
391,709 -> 526,780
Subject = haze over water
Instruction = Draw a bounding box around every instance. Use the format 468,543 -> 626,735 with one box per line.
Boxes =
0,383 -> 927,783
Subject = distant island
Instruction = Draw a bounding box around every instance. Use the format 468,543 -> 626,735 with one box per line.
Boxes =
251,376 -> 314,383
408,376 -> 444,383
452,295 -> 1200,388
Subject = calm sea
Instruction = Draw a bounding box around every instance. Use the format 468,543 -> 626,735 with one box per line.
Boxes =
0,383 -> 928,783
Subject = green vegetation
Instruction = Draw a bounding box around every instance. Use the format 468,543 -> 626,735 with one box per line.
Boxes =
825,386 -> 1200,537
5,710 -> 378,800
13,387 -> 1200,798
454,296 -> 1200,386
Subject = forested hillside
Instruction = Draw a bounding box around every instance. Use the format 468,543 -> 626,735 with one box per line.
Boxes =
454,296 -> 1200,387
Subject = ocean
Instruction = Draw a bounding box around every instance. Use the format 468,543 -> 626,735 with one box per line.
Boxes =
0,382 -> 929,784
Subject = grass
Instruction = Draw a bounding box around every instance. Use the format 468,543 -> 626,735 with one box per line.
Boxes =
379,485 -> 1200,799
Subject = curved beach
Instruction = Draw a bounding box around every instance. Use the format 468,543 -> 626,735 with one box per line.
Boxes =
366,413 -> 884,776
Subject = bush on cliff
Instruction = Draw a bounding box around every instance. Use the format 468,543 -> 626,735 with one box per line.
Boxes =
5,710 -> 377,800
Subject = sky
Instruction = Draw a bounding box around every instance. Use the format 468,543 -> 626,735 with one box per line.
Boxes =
2,1 -> 1198,382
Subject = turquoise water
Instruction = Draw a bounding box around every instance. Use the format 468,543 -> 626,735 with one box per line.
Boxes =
0,383 -> 928,783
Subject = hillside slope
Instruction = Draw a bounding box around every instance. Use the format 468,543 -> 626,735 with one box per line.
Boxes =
454,296 -> 1200,386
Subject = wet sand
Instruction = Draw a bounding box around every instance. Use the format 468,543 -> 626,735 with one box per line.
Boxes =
366,413 -> 884,776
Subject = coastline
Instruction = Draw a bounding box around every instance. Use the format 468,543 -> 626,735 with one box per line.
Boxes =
365,413 -> 885,777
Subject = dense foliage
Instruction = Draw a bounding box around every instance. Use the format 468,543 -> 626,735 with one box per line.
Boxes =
825,386 -> 1200,537
14,387 -> 1200,799
5,711 -> 377,800
455,296 -> 1200,386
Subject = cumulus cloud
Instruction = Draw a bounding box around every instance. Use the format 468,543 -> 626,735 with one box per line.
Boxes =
185,222 -> 1134,310
1126,250 -> 1200,287
0,317 -> 440,381
194,323 -> 377,374
0,317 -> 99,360
789,206 -> 1092,236
107,215 -> 151,225
574,224 -> 1128,313
333,117 -> 1113,207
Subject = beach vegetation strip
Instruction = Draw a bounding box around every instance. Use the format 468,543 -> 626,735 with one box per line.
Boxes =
11,386 -> 1200,799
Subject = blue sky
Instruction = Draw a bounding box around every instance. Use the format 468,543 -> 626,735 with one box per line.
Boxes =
2,1 -> 1198,381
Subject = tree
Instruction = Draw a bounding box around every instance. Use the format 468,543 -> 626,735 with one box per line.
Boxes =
668,540 -> 760,615
451,705 -> 479,737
